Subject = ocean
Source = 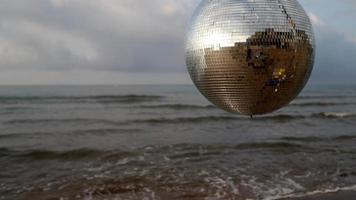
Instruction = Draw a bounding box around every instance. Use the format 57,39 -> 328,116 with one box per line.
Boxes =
1,85 -> 356,200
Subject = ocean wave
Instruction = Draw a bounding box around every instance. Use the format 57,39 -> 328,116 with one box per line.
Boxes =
3,142 -> 356,200
130,114 -> 309,124
0,95 -> 164,104
0,147 -> 142,161
280,136 -> 324,142
335,135 -> 356,140
0,147 -> 13,158
235,142 -> 306,150
254,112 -> 355,121
4,118 -> 120,126
290,102 -> 356,107
1,106 -> 34,111
257,114 -> 306,122
139,104 -> 216,110
281,135 -> 356,142
0,106 -> 38,115
155,143 -> 307,161
87,95 -> 164,104
0,128 -> 142,139
131,116 -> 239,124
0,134 -> 23,139
21,149 -> 105,160
314,112 -> 356,118
110,112 -> 356,125
133,112 -> 356,124
298,95 -> 356,99
168,150 -> 223,160
4,112 -> 355,127
0,142 -> 307,161
75,128 -> 142,135
0,147 -> 92,160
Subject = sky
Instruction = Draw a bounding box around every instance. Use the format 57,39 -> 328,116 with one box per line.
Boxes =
0,0 -> 355,85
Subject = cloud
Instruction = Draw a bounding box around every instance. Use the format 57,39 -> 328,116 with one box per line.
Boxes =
308,12 -> 326,27
0,69 -> 191,85
0,19 -> 99,69
0,0 -> 200,72
308,12 -> 356,84
0,0 -> 355,84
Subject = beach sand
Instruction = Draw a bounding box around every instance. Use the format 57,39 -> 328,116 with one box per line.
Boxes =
282,191 -> 356,200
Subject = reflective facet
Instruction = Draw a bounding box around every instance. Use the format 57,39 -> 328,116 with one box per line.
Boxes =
186,0 -> 315,115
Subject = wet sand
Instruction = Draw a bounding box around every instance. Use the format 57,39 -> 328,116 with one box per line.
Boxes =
282,191 -> 356,200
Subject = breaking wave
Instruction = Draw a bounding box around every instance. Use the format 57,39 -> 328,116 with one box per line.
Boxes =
4,118 -> 120,126
0,142 -> 306,161
290,102 -> 356,107
268,185 -> 356,200
139,104 -> 216,110
314,112 -> 356,118
22,149 -> 105,161
0,148 -> 138,161
129,112 -> 356,124
0,128 -> 142,139
0,95 -> 164,104
4,112 -> 355,126
234,142 -> 305,150
130,116 -> 239,124
298,95 -> 356,99
280,135 -> 356,142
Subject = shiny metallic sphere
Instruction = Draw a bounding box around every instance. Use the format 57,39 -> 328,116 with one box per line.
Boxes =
186,0 -> 315,115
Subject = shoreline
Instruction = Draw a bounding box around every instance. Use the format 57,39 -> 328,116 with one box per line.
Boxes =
281,191 -> 356,200
276,187 -> 356,200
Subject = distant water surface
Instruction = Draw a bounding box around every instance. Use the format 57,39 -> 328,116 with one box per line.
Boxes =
1,85 -> 356,200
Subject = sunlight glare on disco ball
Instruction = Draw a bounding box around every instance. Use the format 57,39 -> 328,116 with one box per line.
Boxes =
185,0 -> 315,115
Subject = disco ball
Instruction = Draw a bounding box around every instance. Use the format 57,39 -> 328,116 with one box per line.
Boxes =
185,0 -> 315,115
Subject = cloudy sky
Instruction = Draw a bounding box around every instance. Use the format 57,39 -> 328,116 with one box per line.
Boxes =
0,0 -> 355,85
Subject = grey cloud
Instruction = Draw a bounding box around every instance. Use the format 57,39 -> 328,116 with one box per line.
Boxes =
0,0 -> 200,72
306,7 -> 356,84
0,0 -> 355,84
311,25 -> 356,84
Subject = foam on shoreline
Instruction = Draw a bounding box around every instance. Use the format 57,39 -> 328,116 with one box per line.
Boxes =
267,185 -> 356,200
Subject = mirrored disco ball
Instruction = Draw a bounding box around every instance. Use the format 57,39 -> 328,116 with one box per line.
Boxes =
186,0 -> 315,115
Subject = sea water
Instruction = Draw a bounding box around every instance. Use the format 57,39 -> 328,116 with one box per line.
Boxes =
1,85 -> 356,200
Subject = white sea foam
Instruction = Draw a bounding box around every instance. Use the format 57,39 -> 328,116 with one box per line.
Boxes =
322,112 -> 355,118
265,185 -> 356,200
